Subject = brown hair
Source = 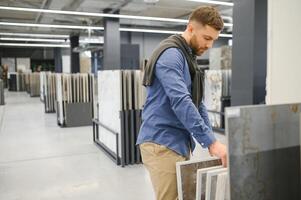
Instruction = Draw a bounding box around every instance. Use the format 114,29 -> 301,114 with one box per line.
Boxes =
189,6 -> 224,31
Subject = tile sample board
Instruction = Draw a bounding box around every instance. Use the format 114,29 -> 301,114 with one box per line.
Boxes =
16,58 -> 30,72
205,168 -> 228,200
196,166 -> 223,200
226,103 -> 301,200
176,158 -> 222,200
56,74 -> 64,125
204,70 -> 222,128
209,46 -> 232,70
98,70 -> 122,157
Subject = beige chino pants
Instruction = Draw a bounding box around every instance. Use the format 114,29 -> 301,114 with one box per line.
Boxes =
140,142 -> 189,200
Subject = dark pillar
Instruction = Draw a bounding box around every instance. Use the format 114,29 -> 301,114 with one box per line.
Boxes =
70,34 -> 80,73
54,47 -> 62,73
103,10 -> 120,70
231,0 -> 267,106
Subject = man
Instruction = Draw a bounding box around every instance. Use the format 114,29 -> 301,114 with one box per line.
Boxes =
136,6 -> 227,200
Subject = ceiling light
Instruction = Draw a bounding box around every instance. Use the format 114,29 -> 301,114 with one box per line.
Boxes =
0,43 -> 69,48
0,22 -> 232,38
120,28 -> 232,38
0,37 -> 66,43
0,6 -> 233,26
186,0 -> 234,6
0,32 -> 68,38
0,22 -> 104,30
119,28 -> 182,35
219,33 -> 232,38
0,6 -> 187,23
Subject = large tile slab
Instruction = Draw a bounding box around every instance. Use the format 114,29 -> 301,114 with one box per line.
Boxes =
226,104 -> 301,200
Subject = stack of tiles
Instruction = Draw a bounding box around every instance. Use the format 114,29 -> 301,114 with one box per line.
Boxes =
24,73 -> 30,93
8,72 -> 27,92
29,72 -> 41,97
40,72 -> 45,102
40,72 -> 57,113
56,73 -> 94,127
8,72 -> 17,91
176,158 -> 230,200
17,73 -> 26,91
0,80 -> 4,105
96,70 -> 146,166
226,103 -> 301,200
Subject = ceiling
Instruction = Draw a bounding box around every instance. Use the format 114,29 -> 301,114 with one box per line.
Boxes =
0,0 -> 233,38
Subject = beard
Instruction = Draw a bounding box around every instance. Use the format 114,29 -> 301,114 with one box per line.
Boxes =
190,34 -> 206,56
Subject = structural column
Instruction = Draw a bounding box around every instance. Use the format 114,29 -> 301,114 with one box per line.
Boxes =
54,47 -> 62,73
70,33 -> 80,73
231,0 -> 267,106
103,12 -> 120,70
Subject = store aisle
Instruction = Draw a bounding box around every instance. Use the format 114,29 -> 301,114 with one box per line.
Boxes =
0,91 -> 154,200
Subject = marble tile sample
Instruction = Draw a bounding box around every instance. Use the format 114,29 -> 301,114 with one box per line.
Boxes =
226,103 -> 301,200
204,70 -> 222,128
176,158 -> 222,200
98,70 -> 122,157
209,46 -> 232,70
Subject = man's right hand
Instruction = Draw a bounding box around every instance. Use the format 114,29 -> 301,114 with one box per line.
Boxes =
208,141 -> 227,167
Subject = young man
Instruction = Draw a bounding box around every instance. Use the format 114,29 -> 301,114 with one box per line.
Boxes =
137,6 -> 227,200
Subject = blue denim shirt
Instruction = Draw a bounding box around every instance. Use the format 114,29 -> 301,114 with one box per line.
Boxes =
136,48 -> 216,158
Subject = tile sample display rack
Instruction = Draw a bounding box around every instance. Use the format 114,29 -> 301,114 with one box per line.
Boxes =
8,72 -> 39,96
40,72 -> 57,113
56,73 -> 94,127
226,103 -> 301,200
93,70 -> 146,167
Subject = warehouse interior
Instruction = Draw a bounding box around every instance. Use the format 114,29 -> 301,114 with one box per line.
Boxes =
0,0 -> 301,199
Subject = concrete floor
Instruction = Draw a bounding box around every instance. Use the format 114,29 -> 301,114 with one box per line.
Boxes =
0,91 -> 226,200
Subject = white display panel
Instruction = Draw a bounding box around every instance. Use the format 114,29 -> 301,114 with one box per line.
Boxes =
98,70 -> 122,156
62,55 -> 71,73
16,58 -> 30,72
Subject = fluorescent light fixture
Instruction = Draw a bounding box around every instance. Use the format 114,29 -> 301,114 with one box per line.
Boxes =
0,22 -> 104,30
219,33 -> 232,38
120,27 -> 232,38
0,43 -> 69,48
79,37 -> 104,44
0,32 -> 68,38
0,37 -> 104,44
0,37 -> 66,43
0,6 -> 187,24
186,0 -> 234,6
119,28 -> 182,35
0,6 -> 233,26
0,22 -> 232,38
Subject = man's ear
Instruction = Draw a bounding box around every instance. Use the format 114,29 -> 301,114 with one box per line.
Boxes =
187,23 -> 194,34
187,23 -> 194,33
